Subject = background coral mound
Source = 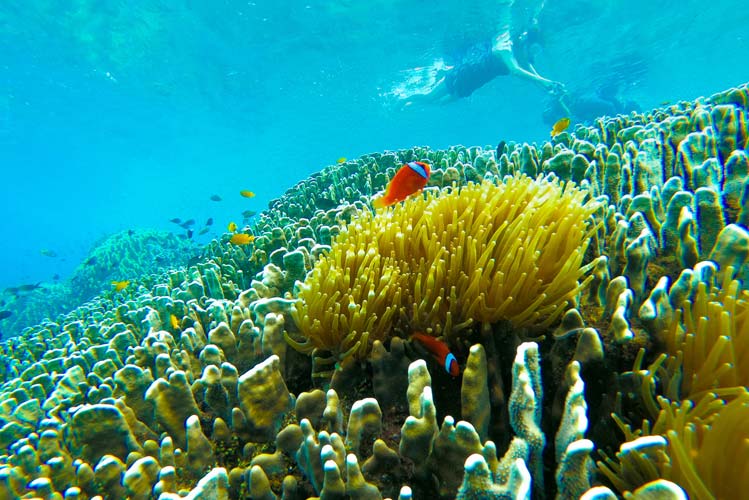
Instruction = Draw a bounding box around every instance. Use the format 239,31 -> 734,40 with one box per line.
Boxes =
290,174 -> 599,360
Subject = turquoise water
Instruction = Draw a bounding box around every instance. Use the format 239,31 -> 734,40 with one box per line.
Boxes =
0,0 -> 747,334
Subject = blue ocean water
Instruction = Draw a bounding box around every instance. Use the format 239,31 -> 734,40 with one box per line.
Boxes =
0,0 -> 747,332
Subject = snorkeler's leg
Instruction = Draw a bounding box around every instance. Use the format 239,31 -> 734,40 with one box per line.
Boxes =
402,77 -> 451,107
499,47 -> 564,93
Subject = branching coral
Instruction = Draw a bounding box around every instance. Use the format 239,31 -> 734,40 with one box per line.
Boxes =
289,174 -> 600,361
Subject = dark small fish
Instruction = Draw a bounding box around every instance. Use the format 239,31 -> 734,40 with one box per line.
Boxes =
198,227 -> 210,235
169,218 -> 182,224
315,198 -> 338,210
496,140 -> 506,157
180,219 -> 196,228
52,274 -> 60,281
40,249 -> 58,258
241,210 -> 257,218
205,217 -> 214,226
155,255 -> 168,263
187,255 -> 201,267
127,229 -> 135,236
0,311 -> 11,320
84,256 -> 97,266
187,229 -> 194,239
18,283 -> 42,292
210,194 -> 222,202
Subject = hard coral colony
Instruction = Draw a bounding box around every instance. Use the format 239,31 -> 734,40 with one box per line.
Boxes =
0,83 -> 747,499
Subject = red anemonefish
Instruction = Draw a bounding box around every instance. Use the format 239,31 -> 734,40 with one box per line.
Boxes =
411,332 -> 460,376
372,161 -> 431,208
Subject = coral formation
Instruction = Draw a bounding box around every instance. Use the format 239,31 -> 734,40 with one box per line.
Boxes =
0,82 -> 748,499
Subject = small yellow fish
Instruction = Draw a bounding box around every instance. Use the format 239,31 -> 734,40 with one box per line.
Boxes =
337,157 -> 347,164
111,280 -> 130,292
550,117 -> 571,138
229,233 -> 255,245
240,190 -> 255,198
228,221 -> 237,232
170,314 -> 180,330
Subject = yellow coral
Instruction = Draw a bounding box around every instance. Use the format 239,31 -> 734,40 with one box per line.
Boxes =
289,174 -> 599,361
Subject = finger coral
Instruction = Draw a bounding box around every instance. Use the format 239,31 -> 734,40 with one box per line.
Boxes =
289,174 -> 600,361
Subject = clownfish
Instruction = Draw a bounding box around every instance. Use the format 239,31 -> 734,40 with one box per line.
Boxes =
411,332 -> 460,376
372,161 -> 431,209
550,117 -> 571,138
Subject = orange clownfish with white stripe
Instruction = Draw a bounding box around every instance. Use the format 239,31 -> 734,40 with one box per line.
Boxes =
372,161 -> 431,208
411,332 -> 460,377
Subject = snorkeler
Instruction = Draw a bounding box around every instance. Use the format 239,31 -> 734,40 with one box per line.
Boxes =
395,0 -> 563,105
541,49 -> 647,125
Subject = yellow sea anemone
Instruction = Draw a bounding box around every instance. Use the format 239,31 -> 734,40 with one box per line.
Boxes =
654,390 -> 749,500
662,270 -> 749,399
602,389 -> 749,499
288,174 -> 600,362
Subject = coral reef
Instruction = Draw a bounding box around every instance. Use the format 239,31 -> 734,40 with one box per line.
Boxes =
0,82 -> 748,499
